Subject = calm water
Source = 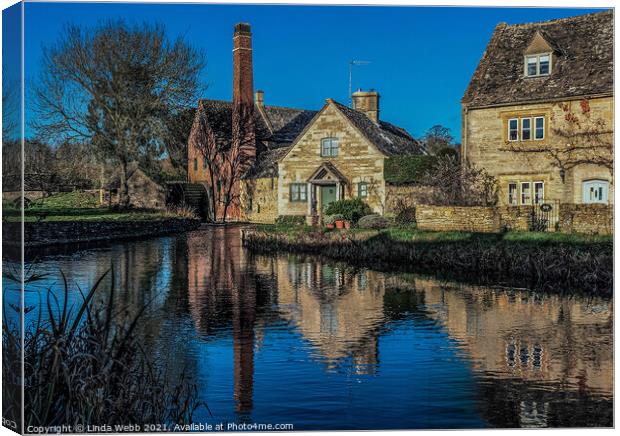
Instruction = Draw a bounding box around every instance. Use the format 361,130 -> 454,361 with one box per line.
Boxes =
5,226 -> 613,429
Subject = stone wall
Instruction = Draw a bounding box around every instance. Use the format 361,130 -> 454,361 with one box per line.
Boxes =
558,204 -> 613,235
240,177 -> 278,223
3,218 -> 201,247
415,204 -> 613,235
498,206 -> 534,232
415,205 -> 500,233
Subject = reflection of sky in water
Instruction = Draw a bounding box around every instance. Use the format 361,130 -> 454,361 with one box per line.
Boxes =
3,227 -> 613,429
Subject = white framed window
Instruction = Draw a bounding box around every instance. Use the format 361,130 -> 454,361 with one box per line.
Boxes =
508,118 -> 519,141
582,180 -> 609,204
321,138 -> 339,157
290,183 -> 308,202
521,118 -> 532,141
521,182 -> 531,205
358,182 -> 368,198
526,56 -> 538,76
539,54 -> 550,75
508,182 -> 518,205
533,181 -> 544,205
525,53 -> 552,77
534,117 -> 545,140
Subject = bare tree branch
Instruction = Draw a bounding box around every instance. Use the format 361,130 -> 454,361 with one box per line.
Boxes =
34,21 -> 204,207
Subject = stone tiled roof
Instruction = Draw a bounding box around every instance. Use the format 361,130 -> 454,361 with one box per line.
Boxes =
198,99 -> 317,148
242,147 -> 288,179
462,11 -> 613,108
198,97 -> 422,179
198,99 -> 317,179
331,100 -> 425,156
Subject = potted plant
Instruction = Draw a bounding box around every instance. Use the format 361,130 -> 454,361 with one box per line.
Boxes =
343,220 -> 351,229
324,214 -> 342,229
335,218 -> 345,229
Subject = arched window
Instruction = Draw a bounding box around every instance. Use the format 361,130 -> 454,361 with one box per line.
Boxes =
582,180 -> 609,204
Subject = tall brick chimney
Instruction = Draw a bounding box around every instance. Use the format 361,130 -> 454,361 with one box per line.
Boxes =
232,23 -> 254,107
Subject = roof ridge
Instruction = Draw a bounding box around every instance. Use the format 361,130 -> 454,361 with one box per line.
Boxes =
264,104 -> 317,112
199,98 -> 316,113
506,9 -> 611,29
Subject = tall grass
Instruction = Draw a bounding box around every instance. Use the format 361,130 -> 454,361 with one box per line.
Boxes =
243,229 -> 613,296
2,268 -> 207,429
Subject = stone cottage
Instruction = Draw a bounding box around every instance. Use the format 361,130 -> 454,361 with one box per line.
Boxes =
462,11 -> 613,207
187,23 -> 424,223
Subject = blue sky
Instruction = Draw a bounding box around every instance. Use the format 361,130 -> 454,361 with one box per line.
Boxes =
22,2 -> 606,140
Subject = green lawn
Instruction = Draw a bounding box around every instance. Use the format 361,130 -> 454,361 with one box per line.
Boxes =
3,191 -> 179,223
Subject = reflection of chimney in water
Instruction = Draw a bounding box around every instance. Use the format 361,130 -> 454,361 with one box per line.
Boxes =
232,271 -> 256,416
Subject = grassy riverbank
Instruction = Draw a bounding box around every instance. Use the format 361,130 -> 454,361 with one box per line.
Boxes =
3,191 -> 190,222
244,224 -> 613,296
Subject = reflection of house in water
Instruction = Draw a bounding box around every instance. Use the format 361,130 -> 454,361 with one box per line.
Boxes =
184,230 -> 612,425
414,277 -> 613,399
276,258 -> 386,374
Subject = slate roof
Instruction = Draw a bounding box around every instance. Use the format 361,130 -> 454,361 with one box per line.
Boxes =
198,99 -> 317,149
462,11 -> 613,108
197,97 -> 422,179
331,100 -> 425,156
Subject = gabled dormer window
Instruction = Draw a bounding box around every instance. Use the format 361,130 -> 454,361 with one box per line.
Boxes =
525,53 -> 551,77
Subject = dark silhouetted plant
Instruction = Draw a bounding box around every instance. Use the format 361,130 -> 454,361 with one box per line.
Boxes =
2,268 -> 208,429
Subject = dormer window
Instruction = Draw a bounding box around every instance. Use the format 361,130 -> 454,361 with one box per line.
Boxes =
525,53 -> 551,77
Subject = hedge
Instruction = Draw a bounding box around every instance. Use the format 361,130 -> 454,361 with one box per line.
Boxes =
384,155 -> 436,185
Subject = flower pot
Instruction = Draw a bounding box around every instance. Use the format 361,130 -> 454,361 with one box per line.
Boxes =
344,221 -> 351,229
326,223 -> 334,229
335,220 -> 345,229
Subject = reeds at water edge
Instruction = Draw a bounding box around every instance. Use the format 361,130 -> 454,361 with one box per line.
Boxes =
2,267 -> 209,429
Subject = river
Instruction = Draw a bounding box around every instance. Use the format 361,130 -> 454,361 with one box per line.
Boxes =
4,226 -> 613,429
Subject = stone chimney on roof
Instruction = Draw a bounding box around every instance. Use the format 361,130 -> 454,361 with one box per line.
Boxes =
255,90 -> 264,108
352,89 -> 380,123
233,22 -> 254,107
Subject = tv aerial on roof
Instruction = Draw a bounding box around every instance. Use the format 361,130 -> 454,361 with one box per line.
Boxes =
349,60 -> 371,105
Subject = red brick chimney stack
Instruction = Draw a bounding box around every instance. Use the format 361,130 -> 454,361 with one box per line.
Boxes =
232,23 -> 254,107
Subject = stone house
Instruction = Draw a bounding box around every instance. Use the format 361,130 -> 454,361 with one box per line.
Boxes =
187,23 -> 423,223
462,11 -> 613,207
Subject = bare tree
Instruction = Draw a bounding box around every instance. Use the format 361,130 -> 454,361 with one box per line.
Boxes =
503,99 -> 613,181
422,125 -> 455,155
2,80 -> 20,142
54,141 -> 101,188
419,155 -> 498,206
34,21 -> 204,208
189,102 -> 221,220
163,107 -> 195,177
219,104 -> 255,222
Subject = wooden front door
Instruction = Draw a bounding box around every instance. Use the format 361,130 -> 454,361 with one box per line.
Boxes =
320,184 -> 337,212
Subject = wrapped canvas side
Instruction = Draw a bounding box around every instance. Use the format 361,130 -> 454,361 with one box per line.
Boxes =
2,2 -> 24,434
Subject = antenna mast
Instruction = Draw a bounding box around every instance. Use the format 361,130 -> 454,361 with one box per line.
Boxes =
348,60 -> 371,105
